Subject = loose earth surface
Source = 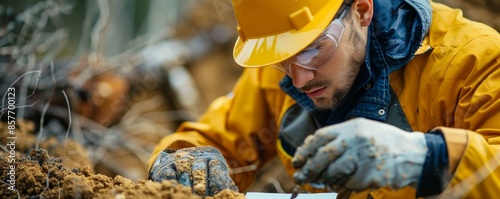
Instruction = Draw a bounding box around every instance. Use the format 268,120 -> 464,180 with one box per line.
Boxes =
0,121 -> 245,199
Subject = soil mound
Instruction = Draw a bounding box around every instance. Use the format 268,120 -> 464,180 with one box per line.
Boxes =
0,121 -> 245,198
0,148 -> 245,198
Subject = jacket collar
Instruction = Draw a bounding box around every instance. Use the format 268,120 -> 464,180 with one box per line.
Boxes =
280,0 -> 431,125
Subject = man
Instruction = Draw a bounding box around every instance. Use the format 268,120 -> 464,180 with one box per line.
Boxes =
149,0 -> 500,198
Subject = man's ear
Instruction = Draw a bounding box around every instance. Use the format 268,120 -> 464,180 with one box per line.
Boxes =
354,0 -> 373,27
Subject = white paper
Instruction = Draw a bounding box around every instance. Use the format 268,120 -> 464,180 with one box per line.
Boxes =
245,192 -> 338,199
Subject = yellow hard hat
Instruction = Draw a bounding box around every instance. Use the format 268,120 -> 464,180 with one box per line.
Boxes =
232,0 -> 344,67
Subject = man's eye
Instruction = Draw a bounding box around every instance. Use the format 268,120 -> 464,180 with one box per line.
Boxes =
296,44 -> 322,63
302,47 -> 320,57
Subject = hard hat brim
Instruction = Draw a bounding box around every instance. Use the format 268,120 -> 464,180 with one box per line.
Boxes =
233,0 -> 343,68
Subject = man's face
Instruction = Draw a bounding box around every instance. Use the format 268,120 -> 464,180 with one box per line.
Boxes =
288,16 -> 367,110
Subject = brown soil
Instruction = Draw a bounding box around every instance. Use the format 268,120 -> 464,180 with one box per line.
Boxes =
0,147 -> 245,199
0,120 -> 91,170
0,120 -> 245,198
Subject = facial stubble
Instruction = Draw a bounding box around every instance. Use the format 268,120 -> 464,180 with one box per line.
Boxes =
313,25 -> 366,111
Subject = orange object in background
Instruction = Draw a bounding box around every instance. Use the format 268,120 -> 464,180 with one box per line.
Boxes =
73,71 -> 130,127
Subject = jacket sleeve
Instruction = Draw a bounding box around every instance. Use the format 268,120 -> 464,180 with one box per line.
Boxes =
433,31 -> 500,198
147,67 -> 286,191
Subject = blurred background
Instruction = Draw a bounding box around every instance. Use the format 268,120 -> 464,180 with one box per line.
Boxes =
0,0 -> 498,194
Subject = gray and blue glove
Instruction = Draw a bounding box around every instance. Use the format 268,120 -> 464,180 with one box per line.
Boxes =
148,146 -> 238,196
292,118 -> 428,191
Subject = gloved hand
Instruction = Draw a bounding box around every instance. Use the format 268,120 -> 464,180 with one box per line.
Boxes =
292,118 -> 427,191
149,146 -> 238,196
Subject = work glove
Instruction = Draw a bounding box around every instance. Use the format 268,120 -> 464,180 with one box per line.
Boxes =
292,118 -> 427,191
149,146 -> 238,196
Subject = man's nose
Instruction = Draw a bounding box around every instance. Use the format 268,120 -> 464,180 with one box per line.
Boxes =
290,64 -> 315,88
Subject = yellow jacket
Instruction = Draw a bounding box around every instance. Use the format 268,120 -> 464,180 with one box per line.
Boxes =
149,2 -> 500,198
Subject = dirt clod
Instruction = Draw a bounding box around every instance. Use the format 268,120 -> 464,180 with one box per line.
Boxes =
0,120 -> 244,198
1,148 -> 244,198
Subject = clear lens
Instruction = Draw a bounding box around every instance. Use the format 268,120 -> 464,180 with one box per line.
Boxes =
273,16 -> 345,75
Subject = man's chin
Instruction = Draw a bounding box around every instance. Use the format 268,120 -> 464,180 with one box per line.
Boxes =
312,98 -> 337,111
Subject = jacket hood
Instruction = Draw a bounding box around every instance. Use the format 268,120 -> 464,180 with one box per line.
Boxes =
371,0 -> 431,72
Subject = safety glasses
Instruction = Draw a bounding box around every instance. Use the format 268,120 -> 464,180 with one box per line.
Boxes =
273,3 -> 352,75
